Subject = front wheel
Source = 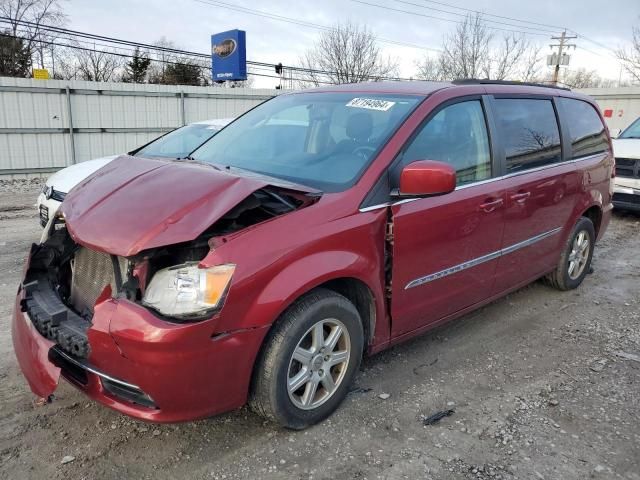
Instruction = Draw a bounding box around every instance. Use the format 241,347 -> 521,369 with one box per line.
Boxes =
249,289 -> 364,429
545,217 -> 595,291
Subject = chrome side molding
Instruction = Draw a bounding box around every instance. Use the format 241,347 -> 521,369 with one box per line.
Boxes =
405,227 -> 562,289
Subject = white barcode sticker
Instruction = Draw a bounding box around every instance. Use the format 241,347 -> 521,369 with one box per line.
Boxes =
346,98 -> 396,111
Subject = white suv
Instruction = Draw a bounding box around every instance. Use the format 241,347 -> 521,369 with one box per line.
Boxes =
612,117 -> 640,212
37,118 -> 233,227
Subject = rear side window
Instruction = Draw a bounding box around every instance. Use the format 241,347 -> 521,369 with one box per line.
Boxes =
401,100 -> 491,186
557,97 -> 608,158
494,98 -> 561,173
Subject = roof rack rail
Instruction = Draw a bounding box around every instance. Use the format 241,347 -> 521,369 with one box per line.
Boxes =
451,79 -> 571,91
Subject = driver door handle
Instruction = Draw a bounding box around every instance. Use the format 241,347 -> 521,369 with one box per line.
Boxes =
479,197 -> 504,213
510,191 -> 531,203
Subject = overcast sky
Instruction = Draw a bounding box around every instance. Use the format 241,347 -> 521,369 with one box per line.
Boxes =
65,0 -> 639,87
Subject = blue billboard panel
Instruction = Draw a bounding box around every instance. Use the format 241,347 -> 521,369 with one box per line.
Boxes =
211,29 -> 247,82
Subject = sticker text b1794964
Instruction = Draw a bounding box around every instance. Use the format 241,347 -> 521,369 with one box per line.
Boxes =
346,98 -> 396,111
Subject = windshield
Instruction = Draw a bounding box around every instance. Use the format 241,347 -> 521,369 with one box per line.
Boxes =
135,124 -> 222,159
620,117 -> 640,139
191,92 -> 423,191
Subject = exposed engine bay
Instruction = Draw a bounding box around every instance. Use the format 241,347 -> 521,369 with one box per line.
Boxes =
21,187 -> 315,359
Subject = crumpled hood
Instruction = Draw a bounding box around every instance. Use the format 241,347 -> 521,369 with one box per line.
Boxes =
61,155 -> 300,257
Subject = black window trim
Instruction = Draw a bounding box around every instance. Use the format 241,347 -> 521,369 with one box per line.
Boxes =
360,94 -> 499,209
555,96 -> 610,160
486,93 -> 566,176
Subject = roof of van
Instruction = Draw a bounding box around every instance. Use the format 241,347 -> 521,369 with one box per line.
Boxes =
296,79 -> 581,98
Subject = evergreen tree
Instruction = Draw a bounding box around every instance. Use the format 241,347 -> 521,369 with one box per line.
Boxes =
161,60 -> 202,86
0,32 -> 31,77
123,47 -> 151,83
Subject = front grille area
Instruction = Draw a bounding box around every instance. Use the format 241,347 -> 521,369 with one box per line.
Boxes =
21,273 -> 92,357
70,248 -> 127,314
22,230 -> 131,358
613,192 -> 640,210
615,158 -> 640,178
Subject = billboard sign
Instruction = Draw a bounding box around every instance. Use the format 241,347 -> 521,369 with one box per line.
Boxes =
211,29 -> 247,82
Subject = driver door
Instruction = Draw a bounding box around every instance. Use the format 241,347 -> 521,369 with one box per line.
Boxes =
389,98 -> 506,338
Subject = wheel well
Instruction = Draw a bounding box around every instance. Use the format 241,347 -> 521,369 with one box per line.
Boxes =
318,278 -> 376,347
582,205 -> 602,238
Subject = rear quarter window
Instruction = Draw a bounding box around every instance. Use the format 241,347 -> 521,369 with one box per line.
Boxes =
557,97 -> 608,158
493,98 -> 562,173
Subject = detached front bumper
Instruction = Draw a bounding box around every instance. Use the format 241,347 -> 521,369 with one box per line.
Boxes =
12,284 -> 270,423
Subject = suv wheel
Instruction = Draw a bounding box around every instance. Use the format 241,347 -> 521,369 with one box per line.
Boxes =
250,288 -> 364,429
545,216 -> 595,291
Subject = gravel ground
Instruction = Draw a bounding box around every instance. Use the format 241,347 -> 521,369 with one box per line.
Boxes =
0,183 -> 638,480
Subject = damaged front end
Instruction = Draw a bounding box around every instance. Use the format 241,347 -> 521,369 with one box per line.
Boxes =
13,177 -> 317,417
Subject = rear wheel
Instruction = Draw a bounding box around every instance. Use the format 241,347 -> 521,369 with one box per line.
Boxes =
250,288 -> 364,429
545,217 -> 595,291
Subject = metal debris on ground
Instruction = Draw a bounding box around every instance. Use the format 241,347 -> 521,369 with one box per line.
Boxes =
423,409 -> 455,425
349,386 -> 372,394
614,351 -> 640,363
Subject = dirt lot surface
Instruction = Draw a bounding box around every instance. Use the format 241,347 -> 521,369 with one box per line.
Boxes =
0,183 -> 638,480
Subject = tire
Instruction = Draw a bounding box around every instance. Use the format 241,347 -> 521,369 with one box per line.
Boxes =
545,216 -> 595,291
249,288 -> 364,429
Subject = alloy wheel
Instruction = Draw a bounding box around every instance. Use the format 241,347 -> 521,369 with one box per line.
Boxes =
568,230 -> 590,280
287,318 -> 351,410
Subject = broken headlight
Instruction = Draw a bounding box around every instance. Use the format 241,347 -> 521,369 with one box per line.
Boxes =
142,263 -> 235,318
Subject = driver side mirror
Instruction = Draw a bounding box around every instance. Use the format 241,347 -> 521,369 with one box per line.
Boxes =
610,128 -> 621,139
396,160 -> 456,197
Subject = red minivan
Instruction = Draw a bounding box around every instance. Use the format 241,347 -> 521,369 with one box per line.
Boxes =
12,80 -> 614,429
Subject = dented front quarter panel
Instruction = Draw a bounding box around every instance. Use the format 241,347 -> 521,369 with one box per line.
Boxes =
201,193 -> 390,351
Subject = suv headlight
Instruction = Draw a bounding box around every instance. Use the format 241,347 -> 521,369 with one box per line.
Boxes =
142,262 -> 235,318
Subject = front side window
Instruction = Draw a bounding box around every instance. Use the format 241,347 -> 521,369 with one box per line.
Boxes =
135,124 -> 221,159
191,93 -> 422,192
557,97 -> 608,158
400,100 -> 491,186
494,98 -> 561,173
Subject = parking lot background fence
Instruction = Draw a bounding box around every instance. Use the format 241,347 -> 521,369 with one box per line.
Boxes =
0,76 -> 285,179
1,77 -> 639,180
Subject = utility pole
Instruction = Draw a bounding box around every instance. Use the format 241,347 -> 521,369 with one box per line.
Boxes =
549,30 -> 577,85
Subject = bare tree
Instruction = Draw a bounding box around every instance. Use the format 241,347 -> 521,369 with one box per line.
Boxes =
148,36 -> 180,84
484,34 -> 529,80
519,45 -> 544,82
438,13 -> 492,80
299,22 -> 398,85
74,48 -> 122,82
415,13 -> 536,82
616,22 -> 640,83
415,56 -> 448,81
0,0 -> 67,70
558,68 -> 603,88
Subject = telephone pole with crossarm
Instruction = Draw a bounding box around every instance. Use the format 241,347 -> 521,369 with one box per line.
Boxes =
549,30 -> 577,86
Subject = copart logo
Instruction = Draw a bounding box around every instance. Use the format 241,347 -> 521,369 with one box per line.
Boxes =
213,39 -> 237,58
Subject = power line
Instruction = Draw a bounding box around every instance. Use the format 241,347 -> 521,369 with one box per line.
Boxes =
193,0 -> 442,52
407,0 -> 568,31
389,0 -> 557,34
350,0 -> 550,37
